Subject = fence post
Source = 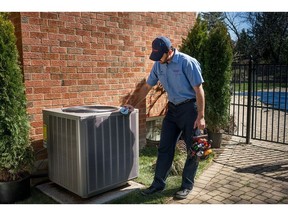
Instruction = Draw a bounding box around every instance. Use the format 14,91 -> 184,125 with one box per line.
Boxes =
246,56 -> 253,144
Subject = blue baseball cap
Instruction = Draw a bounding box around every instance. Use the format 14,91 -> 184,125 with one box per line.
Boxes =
149,36 -> 172,61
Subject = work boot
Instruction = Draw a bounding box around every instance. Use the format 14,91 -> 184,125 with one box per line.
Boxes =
141,186 -> 164,196
174,188 -> 191,199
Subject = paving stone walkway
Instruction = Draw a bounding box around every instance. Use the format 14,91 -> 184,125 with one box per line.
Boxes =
168,136 -> 288,204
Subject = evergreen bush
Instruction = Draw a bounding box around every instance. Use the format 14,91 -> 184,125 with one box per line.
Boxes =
0,13 -> 34,181
179,16 -> 208,65
180,17 -> 233,133
203,22 -> 233,132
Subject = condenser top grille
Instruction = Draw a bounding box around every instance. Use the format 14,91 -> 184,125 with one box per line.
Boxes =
62,106 -> 118,113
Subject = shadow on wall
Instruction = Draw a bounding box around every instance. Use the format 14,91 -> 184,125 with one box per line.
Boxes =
120,78 -> 168,117
146,83 -> 168,117
120,78 -> 147,107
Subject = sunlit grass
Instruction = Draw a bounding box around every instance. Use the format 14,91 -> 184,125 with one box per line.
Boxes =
110,145 -> 214,204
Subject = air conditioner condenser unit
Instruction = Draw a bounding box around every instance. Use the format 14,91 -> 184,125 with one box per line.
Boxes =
42,105 -> 139,198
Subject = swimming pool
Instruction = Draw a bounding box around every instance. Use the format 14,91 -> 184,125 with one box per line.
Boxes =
237,91 -> 288,111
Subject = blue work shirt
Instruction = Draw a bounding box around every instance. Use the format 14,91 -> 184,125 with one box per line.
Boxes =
147,49 -> 204,105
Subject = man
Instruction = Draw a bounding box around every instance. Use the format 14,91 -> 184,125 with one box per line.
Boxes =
126,36 -> 205,199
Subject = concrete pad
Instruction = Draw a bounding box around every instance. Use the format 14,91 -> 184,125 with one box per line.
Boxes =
36,181 -> 145,204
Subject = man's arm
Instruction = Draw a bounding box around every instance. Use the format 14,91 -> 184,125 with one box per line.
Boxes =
193,84 -> 206,130
124,82 -> 152,111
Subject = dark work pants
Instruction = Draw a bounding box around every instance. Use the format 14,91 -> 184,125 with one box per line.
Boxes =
151,100 -> 199,190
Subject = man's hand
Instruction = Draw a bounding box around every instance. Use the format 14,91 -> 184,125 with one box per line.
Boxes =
122,104 -> 134,112
193,84 -> 205,130
194,116 -> 205,130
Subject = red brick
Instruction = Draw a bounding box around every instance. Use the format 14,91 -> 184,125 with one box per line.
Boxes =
63,80 -> 77,86
40,12 -> 58,19
51,46 -> 67,53
43,53 -> 60,60
23,52 -> 41,59
52,99 -> 69,106
33,100 -> 52,107
65,12 -> 81,17
30,32 -> 48,39
78,80 -> 92,85
29,17 -> 43,25
26,94 -> 44,101
42,39 -> 59,46
34,87 -> 51,94
83,61 -> 97,67
44,80 -> 62,87
62,93 -> 78,99
27,107 -> 43,114
83,25 -> 97,31
22,12 -> 40,18
60,41 -> 76,47
48,20 -> 64,27
30,45 -> 49,53
51,60 -> 67,67
23,38 -> 41,45
90,43 -> 105,50
48,33 -> 68,41
77,67 -> 92,73
76,42 -> 90,49
51,86 -> 68,93
66,35 -> 82,42
46,67 -> 60,73
59,27 -> 75,35
67,48 -> 83,54
40,26 -> 58,33
67,61 -> 82,67
65,22 -> 82,29
21,23 -> 41,32
25,80 -> 44,87
69,98 -> 84,105
24,66 -> 44,73
76,29 -> 91,37
44,93 -> 62,99
61,67 -> 77,73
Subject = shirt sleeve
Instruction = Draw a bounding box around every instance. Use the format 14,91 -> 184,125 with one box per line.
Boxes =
147,63 -> 159,87
183,58 -> 204,87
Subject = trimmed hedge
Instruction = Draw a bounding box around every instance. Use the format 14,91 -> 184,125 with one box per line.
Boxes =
180,17 -> 233,133
0,13 -> 34,181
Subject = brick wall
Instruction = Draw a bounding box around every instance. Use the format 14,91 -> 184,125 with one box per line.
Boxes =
10,12 -> 196,157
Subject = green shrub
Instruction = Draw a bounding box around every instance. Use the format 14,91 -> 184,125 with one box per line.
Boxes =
180,17 -> 233,133
0,13 -> 34,181
203,22 -> 233,132
179,16 -> 208,65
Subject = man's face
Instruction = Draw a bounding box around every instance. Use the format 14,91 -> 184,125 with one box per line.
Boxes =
159,53 -> 169,64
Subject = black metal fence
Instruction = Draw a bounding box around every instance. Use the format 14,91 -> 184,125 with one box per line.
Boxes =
228,59 -> 288,144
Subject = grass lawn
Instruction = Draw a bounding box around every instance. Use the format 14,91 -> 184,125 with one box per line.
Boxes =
16,144 -> 214,204
110,144 -> 214,204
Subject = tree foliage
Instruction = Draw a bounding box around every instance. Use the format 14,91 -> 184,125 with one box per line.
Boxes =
0,13 -> 34,181
200,12 -> 225,31
179,16 -> 208,65
226,12 -> 288,64
252,12 -> 288,64
181,16 -> 233,133
203,22 -> 233,132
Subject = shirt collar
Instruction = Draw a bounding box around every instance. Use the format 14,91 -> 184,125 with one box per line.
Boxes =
170,48 -> 179,63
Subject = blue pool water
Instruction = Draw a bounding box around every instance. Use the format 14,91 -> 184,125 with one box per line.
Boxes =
238,91 -> 288,111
